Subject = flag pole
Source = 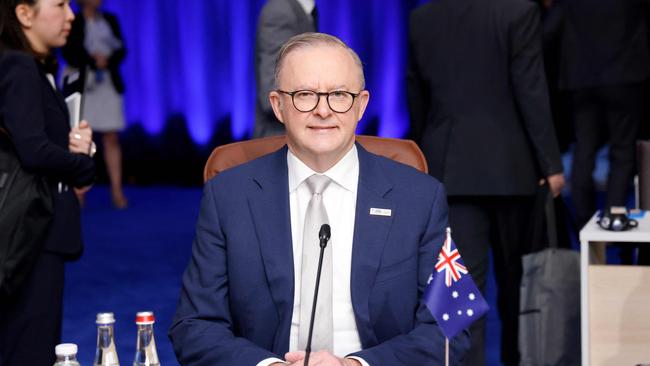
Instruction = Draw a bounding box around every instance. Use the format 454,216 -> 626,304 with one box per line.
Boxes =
445,227 -> 451,366
445,337 -> 449,366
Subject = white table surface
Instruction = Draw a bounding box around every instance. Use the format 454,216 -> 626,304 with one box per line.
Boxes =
580,211 -> 650,243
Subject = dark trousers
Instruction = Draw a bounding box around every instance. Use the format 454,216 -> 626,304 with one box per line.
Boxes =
449,196 -> 535,366
570,83 -> 643,228
0,252 -> 65,366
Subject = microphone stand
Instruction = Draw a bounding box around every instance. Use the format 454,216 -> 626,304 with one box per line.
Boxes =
304,224 -> 331,366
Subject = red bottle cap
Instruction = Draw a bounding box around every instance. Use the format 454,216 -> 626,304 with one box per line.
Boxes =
135,311 -> 155,324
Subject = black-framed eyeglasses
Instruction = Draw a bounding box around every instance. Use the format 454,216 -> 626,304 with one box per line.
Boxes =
276,89 -> 361,113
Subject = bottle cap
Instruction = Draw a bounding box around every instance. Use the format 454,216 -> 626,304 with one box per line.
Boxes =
55,343 -> 78,356
135,311 -> 155,324
96,312 -> 116,325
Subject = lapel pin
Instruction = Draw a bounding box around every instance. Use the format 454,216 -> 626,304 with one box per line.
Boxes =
370,208 -> 392,217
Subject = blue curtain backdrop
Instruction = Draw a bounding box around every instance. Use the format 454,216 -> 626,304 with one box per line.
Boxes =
95,0 -> 428,146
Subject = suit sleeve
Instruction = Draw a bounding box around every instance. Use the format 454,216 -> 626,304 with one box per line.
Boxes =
105,13 -> 127,69
169,180 -> 279,365
0,56 -> 95,187
349,182 -> 470,365
406,12 -> 430,143
509,3 -> 563,177
255,1 -> 300,116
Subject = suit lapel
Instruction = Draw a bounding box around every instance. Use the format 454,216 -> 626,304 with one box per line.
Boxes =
247,145 -> 396,348
37,65 -> 70,128
51,84 -> 69,120
247,147 -> 294,352
350,144 -> 394,346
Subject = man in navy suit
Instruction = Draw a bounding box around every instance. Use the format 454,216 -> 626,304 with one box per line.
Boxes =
170,33 -> 469,366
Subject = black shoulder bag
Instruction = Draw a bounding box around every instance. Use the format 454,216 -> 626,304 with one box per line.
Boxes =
0,125 -> 53,299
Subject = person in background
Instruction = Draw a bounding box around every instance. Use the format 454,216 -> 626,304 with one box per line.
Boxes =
0,0 -> 95,364
63,0 -> 127,208
407,0 -> 564,365
535,0 -> 573,155
170,32 -> 469,366
254,0 -> 317,138
544,0 -> 650,231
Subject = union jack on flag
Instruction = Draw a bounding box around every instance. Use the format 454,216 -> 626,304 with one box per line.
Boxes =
423,228 -> 489,339
435,235 -> 468,287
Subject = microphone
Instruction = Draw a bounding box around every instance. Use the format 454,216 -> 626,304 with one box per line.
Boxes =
304,224 -> 331,366
319,224 -> 331,248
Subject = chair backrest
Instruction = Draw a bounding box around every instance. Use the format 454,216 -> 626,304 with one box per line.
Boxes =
638,140 -> 650,210
203,135 -> 428,182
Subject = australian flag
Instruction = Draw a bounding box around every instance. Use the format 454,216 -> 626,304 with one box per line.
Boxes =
423,228 -> 489,339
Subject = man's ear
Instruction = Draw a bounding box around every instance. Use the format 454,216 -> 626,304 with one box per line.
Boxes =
269,91 -> 285,125
355,90 -> 370,122
15,4 -> 35,28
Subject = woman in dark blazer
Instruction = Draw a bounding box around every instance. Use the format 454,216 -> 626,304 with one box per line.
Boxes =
0,0 -> 95,364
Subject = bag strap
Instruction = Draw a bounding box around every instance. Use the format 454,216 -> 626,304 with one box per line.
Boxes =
544,187 -> 559,249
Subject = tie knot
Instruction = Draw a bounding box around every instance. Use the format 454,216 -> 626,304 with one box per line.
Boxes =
306,174 -> 331,195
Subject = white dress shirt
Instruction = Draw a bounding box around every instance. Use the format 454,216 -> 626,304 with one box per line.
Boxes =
257,145 -> 369,366
295,0 -> 315,16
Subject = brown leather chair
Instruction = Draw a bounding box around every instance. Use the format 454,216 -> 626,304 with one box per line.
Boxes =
203,135 -> 428,182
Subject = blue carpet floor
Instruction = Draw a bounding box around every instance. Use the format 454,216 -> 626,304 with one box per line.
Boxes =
62,186 -> 201,365
62,185 -> 507,365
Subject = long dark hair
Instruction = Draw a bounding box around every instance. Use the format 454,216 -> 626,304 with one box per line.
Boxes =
0,0 -> 39,52
0,0 -> 57,71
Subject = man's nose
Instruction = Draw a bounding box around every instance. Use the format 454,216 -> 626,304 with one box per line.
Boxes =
312,95 -> 332,118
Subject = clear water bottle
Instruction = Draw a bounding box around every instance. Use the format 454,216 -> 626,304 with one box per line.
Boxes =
53,343 -> 82,366
94,312 -> 120,366
133,311 -> 160,366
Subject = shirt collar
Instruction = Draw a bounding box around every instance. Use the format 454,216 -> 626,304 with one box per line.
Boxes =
46,74 -> 57,90
288,144 -> 359,193
295,0 -> 315,15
